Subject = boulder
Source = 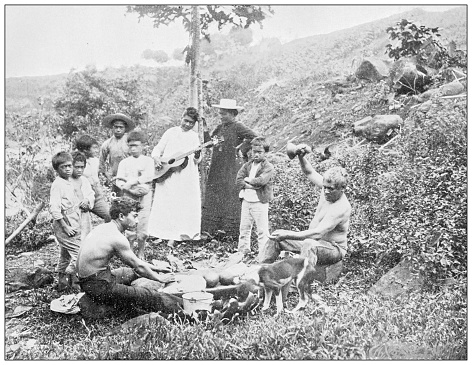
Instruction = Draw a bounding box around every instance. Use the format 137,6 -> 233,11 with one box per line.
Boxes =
418,81 -> 464,102
369,259 -> 424,299
390,59 -> 433,94
353,115 -> 403,142
439,81 -> 464,96
355,57 -> 391,81
311,260 -> 344,284
5,267 -> 54,292
417,89 -> 438,103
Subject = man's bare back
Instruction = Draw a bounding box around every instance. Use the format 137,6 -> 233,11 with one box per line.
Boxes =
77,222 -> 126,278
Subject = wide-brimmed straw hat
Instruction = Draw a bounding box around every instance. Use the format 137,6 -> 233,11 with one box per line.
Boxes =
102,113 -> 136,132
211,99 -> 244,110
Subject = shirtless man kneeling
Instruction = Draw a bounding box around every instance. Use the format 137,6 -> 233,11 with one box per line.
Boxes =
260,144 -> 351,267
77,197 -> 174,312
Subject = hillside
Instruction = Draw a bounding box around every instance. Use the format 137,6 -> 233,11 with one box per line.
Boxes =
6,6 -> 466,143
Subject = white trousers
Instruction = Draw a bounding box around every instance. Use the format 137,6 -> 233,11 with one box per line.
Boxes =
238,200 -> 269,261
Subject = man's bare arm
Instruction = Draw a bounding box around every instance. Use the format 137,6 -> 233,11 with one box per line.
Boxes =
271,210 -> 346,241
115,239 -> 174,283
298,152 -> 323,188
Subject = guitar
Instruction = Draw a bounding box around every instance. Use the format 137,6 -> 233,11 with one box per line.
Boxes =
149,136 -> 224,184
113,136 -> 224,189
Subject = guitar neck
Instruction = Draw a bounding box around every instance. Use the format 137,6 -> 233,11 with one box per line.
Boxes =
168,140 -> 214,162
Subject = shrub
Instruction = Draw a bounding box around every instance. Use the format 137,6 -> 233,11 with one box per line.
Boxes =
53,66 -> 149,141
385,19 -> 449,68
342,97 -> 466,286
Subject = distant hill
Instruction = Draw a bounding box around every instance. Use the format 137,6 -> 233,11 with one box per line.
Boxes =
6,6 -> 466,123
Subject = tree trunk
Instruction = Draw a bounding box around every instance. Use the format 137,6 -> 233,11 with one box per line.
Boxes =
5,201 -> 45,245
189,6 -> 200,107
189,6 -> 208,201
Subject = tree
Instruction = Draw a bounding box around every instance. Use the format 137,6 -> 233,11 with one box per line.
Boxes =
53,66 -> 148,140
127,5 -> 274,195
142,49 -> 169,64
385,19 -> 448,68
128,5 -> 273,105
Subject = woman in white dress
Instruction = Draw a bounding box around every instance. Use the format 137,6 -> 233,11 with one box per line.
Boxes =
148,107 -> 202,247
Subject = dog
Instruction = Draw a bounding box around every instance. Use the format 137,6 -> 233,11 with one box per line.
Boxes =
258,257 -> 316,315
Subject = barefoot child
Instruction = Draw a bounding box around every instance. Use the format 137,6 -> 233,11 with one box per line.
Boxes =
71,151 -> 95,242
49,152 -> 83,291
75,135 -> 111,222
115,130 -> 154,259
236,136 -> 275,262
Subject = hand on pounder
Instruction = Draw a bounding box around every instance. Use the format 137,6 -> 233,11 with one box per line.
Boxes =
297,143 -> 312,158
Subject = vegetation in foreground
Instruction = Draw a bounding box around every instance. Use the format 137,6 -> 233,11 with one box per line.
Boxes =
5,239 -> 466,360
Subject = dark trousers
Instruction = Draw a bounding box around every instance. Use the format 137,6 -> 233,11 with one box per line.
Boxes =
79,267 -> 162,312
260,239 -> 346,265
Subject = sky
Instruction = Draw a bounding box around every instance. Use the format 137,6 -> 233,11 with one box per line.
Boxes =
4,3 -> 462,78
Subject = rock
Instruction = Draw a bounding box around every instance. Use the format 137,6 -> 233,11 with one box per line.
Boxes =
355,57 -> 391,81
417,89 -> 438,103
19,252 -> 34,258
5,267 -> 54,292
311,260 -> 344,284
390,59 -> 433,94
33,260 -> 46,268
369,259 -> 424,298
417,100 -> 433,113
353,114 -> 403,142
439,81 -> 464,96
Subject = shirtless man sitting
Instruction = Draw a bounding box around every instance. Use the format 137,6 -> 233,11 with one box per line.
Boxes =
76,197 -> 174,312
260,144 -> 351,267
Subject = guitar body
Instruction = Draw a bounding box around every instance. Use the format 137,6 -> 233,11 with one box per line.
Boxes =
154,156 -> 189,183
145,136 -> 224,184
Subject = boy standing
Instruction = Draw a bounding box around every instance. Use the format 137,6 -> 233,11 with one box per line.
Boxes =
236,137 -> 275,262
49,152 -> 83,291
70,151 -> 95,242
75,135 -> 111,222
115,130 -> 154,259
99,113 -> 135,196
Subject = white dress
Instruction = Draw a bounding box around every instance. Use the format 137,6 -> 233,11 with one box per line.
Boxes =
148,126 -> 201,241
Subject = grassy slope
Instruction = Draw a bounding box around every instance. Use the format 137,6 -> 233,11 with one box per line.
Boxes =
5,238 -> 467,360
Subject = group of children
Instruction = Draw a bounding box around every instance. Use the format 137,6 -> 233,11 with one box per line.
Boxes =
49,114 -> 276,292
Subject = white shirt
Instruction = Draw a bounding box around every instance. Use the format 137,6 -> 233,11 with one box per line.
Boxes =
115,155 -> 155,188
240,162 -> 260,202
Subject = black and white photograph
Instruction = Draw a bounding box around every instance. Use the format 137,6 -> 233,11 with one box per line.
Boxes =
4,3 -> 467,360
